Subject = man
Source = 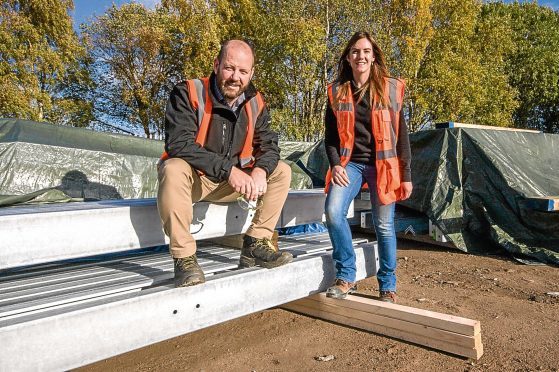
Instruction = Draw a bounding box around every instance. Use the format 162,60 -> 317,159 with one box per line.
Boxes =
158,39 -> 292,287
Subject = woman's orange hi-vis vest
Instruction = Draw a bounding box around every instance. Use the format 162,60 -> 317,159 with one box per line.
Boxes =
160,77 -> 265,169
325,77 -> 406,205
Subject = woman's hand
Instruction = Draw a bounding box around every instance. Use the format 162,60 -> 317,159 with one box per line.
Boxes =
332,165 -> 350,187
401,181 -> 413,200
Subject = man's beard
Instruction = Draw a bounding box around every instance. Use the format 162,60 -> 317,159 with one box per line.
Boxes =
218,78 -> 247,100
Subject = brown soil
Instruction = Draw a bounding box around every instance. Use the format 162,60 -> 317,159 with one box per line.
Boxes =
79,239 -> 559,372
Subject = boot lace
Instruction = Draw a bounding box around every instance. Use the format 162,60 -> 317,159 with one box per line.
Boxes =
176,255 -> 197,270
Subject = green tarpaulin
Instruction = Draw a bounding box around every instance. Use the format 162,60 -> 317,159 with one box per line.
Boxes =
401,128 -> 559,265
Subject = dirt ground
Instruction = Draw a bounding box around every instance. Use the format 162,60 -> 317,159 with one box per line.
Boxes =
80,238 -> 559,372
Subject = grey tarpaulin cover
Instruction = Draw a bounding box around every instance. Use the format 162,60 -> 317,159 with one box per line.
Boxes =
0,119 -> 315,205
400,128 -> 559,265
0,118 -> 162,203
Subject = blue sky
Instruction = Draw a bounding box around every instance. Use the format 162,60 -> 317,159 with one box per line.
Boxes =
71,0 -> 160,29
540,0 -> 559,8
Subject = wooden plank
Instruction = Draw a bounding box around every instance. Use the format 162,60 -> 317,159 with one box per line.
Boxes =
311,293 -> 479,335
520,196 -> 559,212
283,301 -> 482,360
436,122 -> 541,133
282,293 -> 483,360
295,298 -> 477,348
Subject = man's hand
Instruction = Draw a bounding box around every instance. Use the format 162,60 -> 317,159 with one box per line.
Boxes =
228,166 -> 255,200
250,167 -> 267,201
331,165 -> 350,187
401,181 -> 413,200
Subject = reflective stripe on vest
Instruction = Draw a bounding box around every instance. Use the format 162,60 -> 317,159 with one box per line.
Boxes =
188,78 -> 212,146
160,77 -> 265,169
324,77 -> 405,205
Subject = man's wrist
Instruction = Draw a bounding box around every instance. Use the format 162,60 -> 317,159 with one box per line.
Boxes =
252,166 -> 268,178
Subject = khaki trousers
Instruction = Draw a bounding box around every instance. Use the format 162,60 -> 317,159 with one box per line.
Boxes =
157,158 -> 291,258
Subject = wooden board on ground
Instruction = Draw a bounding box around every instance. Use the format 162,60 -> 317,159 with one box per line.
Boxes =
436,122 -> 541,133
282,293 -> 483,360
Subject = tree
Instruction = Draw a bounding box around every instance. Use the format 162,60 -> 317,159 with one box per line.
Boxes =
0,0 -> 91,126
82,3 -> 187,138
213,0 -> 374,141
497,2 -> 559,133
380,0 -> 435,131
251,0 -> 327,141
160,0 -> 223,79
402,0 -> 517,131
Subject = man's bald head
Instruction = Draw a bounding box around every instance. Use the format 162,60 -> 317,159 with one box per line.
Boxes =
217,40 -> 255,67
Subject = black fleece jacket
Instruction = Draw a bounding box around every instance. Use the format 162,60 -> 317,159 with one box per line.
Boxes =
163,73 -> 280,183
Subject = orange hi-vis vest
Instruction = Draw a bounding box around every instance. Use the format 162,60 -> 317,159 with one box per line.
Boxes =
160,77 -> 265,169
325,77 -> 406,205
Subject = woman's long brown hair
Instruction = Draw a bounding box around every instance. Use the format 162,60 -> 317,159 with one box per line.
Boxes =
335,31 -> 390,109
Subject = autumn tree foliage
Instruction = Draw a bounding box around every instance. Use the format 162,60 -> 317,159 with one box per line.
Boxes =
0,0 -> 92,126
2,0 -> 558,137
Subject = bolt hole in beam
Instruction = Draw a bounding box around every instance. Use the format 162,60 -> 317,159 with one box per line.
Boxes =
196,304 -> 200,309
173,310 -> 178,314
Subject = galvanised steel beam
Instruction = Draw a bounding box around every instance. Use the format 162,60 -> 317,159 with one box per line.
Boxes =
0,190 -> 349,269
0,240 -> 377,372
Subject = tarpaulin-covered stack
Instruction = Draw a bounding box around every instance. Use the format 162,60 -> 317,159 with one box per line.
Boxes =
401,127 -> 559,265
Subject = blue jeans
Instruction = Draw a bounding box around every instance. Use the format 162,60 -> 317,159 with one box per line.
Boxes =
324,162 -> 397,291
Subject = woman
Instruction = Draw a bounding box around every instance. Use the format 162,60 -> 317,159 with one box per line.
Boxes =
324,31 -> 413,303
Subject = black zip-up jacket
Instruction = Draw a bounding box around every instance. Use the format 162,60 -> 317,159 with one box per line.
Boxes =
164,73 -> 280,183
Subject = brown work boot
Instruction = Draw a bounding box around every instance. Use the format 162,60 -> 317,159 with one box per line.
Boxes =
379,290 -> 397,303
326,279 -> 357,299
239,235 -> 293,269
173,255 -> 205,287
